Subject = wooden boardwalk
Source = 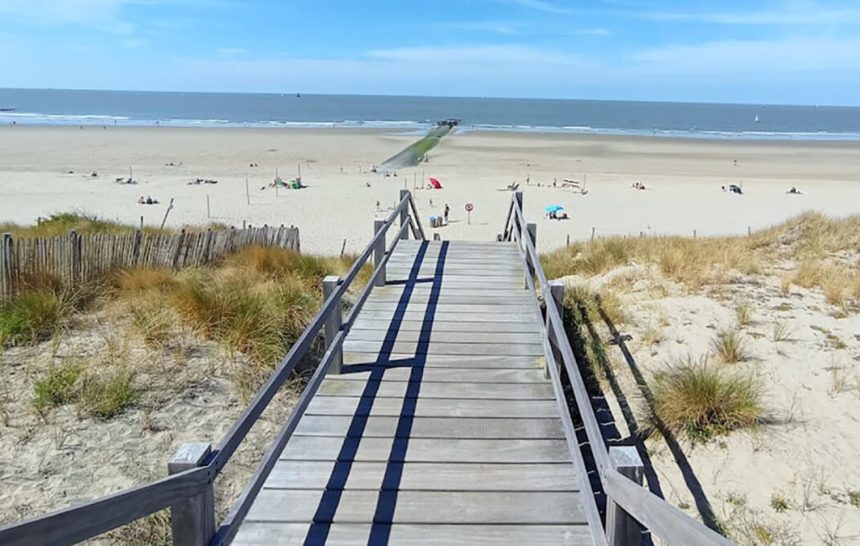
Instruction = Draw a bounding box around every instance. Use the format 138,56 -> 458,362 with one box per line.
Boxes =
234,240 -> 593,545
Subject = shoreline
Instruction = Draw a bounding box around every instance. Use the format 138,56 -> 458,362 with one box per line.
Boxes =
4,118 -> 860,143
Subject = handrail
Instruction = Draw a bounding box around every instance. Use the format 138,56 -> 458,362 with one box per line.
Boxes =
0,467 -> 211,546
502,192 -> 734,546
0,191 -> 424,546
211,330 -> 347,545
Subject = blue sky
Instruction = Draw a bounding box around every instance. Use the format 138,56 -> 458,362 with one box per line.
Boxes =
1,0 -> 859,105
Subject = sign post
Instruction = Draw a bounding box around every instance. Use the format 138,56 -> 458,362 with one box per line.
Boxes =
465,202 -> 474,225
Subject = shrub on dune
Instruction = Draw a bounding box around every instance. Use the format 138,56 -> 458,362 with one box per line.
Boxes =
0,291 -> 67,346
651,360 -> 763,442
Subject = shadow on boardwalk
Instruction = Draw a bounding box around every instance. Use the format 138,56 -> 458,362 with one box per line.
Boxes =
304,241 -> 448,546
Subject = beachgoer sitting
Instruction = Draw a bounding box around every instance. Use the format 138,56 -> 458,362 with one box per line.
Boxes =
559,212 -> 569,220
145,196 -> 154,205
137,196 -> 145,204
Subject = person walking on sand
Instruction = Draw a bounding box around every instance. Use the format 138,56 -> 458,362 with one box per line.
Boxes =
444,203 -> 450,224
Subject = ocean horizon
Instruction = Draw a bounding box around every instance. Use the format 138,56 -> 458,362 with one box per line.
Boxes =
3,88 -> 860,141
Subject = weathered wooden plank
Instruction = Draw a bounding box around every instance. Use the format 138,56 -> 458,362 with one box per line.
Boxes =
359,303 -> 535,315
280,436 -> 571,463
294,415 -> 565,439
305,396 -> 559,418
342,340 -> 545,356
331,367 -> 547,383
345,330 -> 542,344
317,379 -> 554,400
348,319 -> 541,333
245,490 -> 585,524
234,522 -> 592,546
353,310 -> 536,323
342,352 -> 545,369
365,294 -> 534,306
369,285 -> 529,296
263,460 -> 578,491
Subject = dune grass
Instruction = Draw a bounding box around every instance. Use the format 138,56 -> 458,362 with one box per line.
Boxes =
77,368 -> 137,420
541,212 -> 860,301
0,291 -> 69,347
113,246 -> 364,372
651,359 -> 763,443
33,360 -> 86,411
32,359 -> 136,419
711,328 -> 751,364
0,212 -> 138,238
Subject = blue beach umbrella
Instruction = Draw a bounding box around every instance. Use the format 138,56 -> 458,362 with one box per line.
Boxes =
544,204 -> 564,213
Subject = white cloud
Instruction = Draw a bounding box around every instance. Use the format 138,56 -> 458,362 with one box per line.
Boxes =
629,37 -> 860,78
0,0 -> 229,34
365,45 -> 584,66
641,7 -> 860,26
498,0 -> 572,15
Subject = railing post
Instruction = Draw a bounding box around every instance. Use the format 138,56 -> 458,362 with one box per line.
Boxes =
606,446 -> 645,546
168,443 -> 215,546
546,281 -> 564,379
373,219 -> 386,287
514,191 -> 524,243
524,222 -> 536,289
399,189 -> 409,240
322,275 -> 344,374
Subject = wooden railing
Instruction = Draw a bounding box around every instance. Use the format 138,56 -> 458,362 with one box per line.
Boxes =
0,190 -> 424,546
503,191 -> 735,546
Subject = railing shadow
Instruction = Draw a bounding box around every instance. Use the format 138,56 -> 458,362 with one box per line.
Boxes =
304,240 -> 448,546
594,296 -> 723,534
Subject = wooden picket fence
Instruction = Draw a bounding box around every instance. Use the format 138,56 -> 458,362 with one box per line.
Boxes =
0,225 -> 300,299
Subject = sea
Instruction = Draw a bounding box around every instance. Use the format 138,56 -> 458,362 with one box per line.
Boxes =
2,88 -> 860,141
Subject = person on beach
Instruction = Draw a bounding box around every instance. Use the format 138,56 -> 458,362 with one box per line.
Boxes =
444,204 -> 450,224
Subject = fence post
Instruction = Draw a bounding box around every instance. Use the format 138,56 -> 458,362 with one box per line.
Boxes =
373,219 -> 386,287
323,275 -> 344,374
173,229 -> 187,269
168,443 -> 215,546
545,281 -> 564,379
606,446 -> 645,546
524,223 -> 536,289
69,230 -> 81,287
399,190 -> 409,240
1,233 -> 12,298
132,230 -> 142,266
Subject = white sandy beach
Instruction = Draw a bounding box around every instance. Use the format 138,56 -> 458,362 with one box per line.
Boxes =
1,126 -> 860,254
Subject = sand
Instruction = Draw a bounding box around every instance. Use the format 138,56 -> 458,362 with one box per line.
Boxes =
560,266 -> 860,545
1,126 -> 860,255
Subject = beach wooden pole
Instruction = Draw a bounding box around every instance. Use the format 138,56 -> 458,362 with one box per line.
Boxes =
373,220 -> 386,287
168,443 -> 215,546
591,227 -> 596,241
206,194 -> 211,219
606,446 -> 645,546
340,238 -> 347,257
139,216 -> 144,230
566,234 -> 570,247
245,177 -> 250,205
322,275 -> 343,374
161,198 -> 174,230
748,226 -> 751,236
693,229 -> 697,239
546,281 -> 564,379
